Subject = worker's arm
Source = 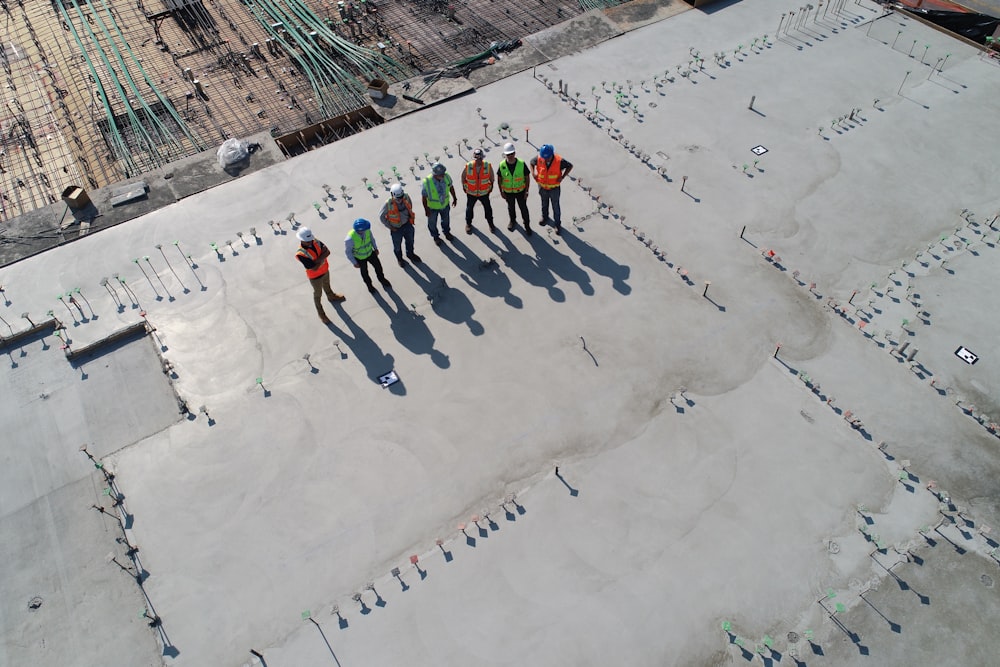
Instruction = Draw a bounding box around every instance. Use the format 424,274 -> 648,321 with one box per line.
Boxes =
344,238 -> 357,266
559,158 -> 573,183
378,202 -> 391,228
449,185 -> 458,208
315,242 -> 331,263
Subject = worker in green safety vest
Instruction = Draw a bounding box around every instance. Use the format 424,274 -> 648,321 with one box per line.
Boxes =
421,162 -> 458,246
344,218 -> 392,294
496,142 -> 531,236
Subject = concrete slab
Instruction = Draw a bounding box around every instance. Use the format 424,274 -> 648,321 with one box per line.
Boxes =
2,1 -> 1000,667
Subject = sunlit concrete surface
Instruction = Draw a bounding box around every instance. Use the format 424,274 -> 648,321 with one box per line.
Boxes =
2,1 -> 1000,666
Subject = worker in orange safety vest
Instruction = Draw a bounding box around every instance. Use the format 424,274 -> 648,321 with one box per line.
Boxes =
295,227 -> 345,324
461,147 -> 495,234
530,143 -> 573,235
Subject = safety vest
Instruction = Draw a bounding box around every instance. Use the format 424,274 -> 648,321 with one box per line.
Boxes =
462,161 -> 494,196
296,240 -> 328,279
349,230 -> 374,260
385,195 -> 414,229
498,159 -> 527,193
423,174 -> 452,210
535,155 -> 562,190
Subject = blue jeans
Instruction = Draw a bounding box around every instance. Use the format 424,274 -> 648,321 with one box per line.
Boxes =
427,206 -> 451,238
539,187 -> 561,227
390,224 -> 415,257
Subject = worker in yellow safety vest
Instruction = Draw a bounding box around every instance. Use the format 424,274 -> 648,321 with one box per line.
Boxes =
295,226 -> 345,324
530,143 -> 573,235
461,147 -> 495,234
344,218 -> 392,294
421,162 -> 458,246
496,142 -> 531,236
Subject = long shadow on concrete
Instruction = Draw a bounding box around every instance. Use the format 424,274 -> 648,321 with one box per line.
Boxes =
528,231 -> 595,296
493,231 -> 566,303
446,230 -> 523,308
326,304 -> 399,390
403,262 -> 484,336
559,227 -> 631,295
373,289 -> 450,368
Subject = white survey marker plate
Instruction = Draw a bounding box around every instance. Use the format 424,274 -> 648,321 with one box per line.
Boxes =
955,346 -> 979,365
751,145 -> 768,155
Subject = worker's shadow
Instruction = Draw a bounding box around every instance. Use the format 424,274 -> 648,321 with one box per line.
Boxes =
326,304 -> 402,392
404,262 -> 484,336
373,290 -> 450,368
495,232 -> 566,303
528,231 -> 595,296
443,234 -> 523,309
559,228 -> 631,295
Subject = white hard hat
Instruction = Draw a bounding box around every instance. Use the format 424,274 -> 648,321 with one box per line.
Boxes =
503,142 -> 516,155
390,183 -> 404,198
296,227 -> 314,242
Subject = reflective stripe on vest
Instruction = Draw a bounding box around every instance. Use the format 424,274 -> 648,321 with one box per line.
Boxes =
463,162 -> 493,196
350,230 -> 374,260
498,159 -> 527,193
535,155 -> 562,190
297,241 -> 328,279
385,195 -> 414,228
423,174 -> 452,210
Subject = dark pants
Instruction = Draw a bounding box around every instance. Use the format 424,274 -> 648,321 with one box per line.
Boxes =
356,253 -> 386,287
502,190 -> 530,224
390,224 -> 415,258
539,186 -> 562,228
465,194 -> 493,226
427,207 -> 451,239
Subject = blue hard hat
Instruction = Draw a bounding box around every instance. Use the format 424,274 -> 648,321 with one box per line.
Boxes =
539,144 -> 554,159
353,218 -> 371,232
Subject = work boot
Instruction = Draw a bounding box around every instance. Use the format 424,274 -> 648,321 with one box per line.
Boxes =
380,279 -> 393,290
366,282 -> 376,293
444,232 -> 455,241
328,293 -> 346,303
407,253 -> 423,263
525,221 -> 533,237
507,221 -> 516,231
465,223 -> 473,234
433,236 -> 442,246
396,253 -> 406,267
488,221 -> 496,233
319,313 -> 332,325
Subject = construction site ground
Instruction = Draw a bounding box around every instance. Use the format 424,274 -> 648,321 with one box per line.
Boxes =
2,1 -> 1000,666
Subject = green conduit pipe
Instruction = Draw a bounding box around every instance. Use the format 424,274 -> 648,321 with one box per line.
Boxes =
94,0 -> 205,152
247,0 -> 362,116
57,2 -> 137,175
67,0 -> 158,172
247,0 -> 410,114
84,0 -> 173,164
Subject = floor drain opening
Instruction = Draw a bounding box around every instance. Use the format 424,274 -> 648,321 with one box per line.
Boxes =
27,596 -> 43,611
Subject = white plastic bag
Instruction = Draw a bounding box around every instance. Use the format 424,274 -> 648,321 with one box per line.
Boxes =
216,138 -> 248,168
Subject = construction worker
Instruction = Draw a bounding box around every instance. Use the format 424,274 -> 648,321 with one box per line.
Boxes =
497,142 -> 531,235
530,143 -> 573,235
379,183 -> 422,267
461,147 -> 495,234
421,162 -> 458,246
344,218 -> 392,293
295,227 -> 346,324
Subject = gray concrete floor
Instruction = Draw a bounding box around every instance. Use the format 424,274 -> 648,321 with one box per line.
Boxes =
2,1 -> 1000,666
